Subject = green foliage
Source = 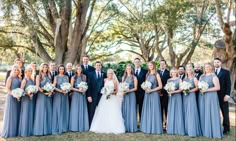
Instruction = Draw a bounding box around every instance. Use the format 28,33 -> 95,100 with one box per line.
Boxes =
101,60 -> 160,81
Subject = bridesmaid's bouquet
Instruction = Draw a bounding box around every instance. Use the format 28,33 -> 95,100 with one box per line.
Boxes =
11,88 -> 24,101
77,81 -> 88,95
42,82 -> 55,97
60,82 -> 72,94
198,81 -> 209,95
179,81 -> 192,96
25,85 -> 38,99
101,86 -> 114,100
141,81 -> 152,91
164,82 -> 176,96
118,82 -> 129,95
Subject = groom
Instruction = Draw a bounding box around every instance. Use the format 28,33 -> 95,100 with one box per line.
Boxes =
87,61 -> 106,126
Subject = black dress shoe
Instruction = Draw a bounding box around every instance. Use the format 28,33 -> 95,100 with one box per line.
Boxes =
223,130 -> 230,134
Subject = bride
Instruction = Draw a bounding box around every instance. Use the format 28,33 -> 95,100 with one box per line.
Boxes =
90,69 -> 125,134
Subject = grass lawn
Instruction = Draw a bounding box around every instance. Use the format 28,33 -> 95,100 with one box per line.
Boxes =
0,128 -> 235,141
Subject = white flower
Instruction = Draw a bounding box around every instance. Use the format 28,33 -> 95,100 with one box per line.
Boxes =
198,81 -> 209,94
141,81 -> 152,91
25,85 -> 38,94
179,81 -> 192,95
118,82 -> 129,94
11,88 -> 24,101
42,82 -> 55,92
60,82 -> 72,93
77,81 -> 88,95
101,85 -> 114,99
164,82 -> 176,96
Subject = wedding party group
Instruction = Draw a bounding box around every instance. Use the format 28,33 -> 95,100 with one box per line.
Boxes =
1,56 -> 231,139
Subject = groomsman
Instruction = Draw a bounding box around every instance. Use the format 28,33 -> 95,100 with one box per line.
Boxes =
194,63 -> 203,108
87,61 -> 106,126
49,62 -> 58,82
31,62 -> 39,81
5,58 -> 24,84
81,55 -> 95,76
65,63 -> 75,82
214,58 -> 231,134
194,64 -> 203,80
178,66 -> 185,80
134,58 -> 147,120
158,60 -> 170,130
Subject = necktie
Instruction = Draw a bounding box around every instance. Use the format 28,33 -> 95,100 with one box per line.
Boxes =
215,69 -> 218,75
97,72 -> 100,79
161,70 -> 164,76
85,65 -> 88,70
135,70 -> 139,76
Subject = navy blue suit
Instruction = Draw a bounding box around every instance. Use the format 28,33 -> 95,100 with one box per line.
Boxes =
134,68 -> 147,119
216,68 -> 231,132
158,69 -> 170,125
81,65 -> 95,76
87,71 -> 106,125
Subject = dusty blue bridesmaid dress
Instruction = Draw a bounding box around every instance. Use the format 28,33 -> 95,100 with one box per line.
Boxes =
18,78 -> 35,136
140,74 -> 163,134
1,77 -> 21,138
69,76 -> 89,132
122,76 -> 137,132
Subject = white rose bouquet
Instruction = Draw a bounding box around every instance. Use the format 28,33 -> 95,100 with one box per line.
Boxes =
101,85 -> 114,99
11,88 -> 24,101
164,82 -> 176,96
179,81 -> 192,96
25,85 -> 38,99
141,81 -> 152,91
60,82 -> 72,94
118,82 -> 129,95
42,82 -> 55,96
198,81 -> 209,95
77,81 -> 88,95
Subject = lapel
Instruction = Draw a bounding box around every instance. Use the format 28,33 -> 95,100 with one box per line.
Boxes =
217,68 -> 223,78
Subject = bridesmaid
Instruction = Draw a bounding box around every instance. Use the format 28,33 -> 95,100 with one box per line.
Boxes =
140,61 -> 163,134
199,63 -> 223,139
166,68 -> 185,135
33,63 -> 53,135
122,64 -> 138,132
183,66 -> 201,137
52,65 -> 70,134
69,65 -> 89,132
18,66 -> 36,136
1,65 -> 22,138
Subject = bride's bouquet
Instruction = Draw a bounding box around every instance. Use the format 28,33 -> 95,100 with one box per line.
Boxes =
164,82 -> 176,96
141,81 -> 152,91
11,88 -> 24,101
25,85 -> 38,99
179,81 -> 192,96
198,81 -> 209,95
118,82 -> 129,95
60,82 -> 72,94
42,82 -> 55,97
101,85 -> 114,99
77,81 -> 88,95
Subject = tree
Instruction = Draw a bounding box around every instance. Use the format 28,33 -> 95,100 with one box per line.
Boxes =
0,0 -> 98,64
214,0 -> 236,95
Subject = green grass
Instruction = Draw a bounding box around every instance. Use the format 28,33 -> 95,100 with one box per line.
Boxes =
2,127 -> 236,141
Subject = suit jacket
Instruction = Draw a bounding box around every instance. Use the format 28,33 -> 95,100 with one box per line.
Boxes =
87,71 -> 106,105
65,71 -> 75,83
194,71 -> 203,80
50,71 -> 58,83
81,65 -> 95,76
216,68 -> 231,99
179,74 -> 185,80
158,69 -> 170,96
134,68 -> 147,101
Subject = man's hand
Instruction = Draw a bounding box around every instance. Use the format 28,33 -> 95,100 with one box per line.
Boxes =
87,97 -> 92,103
224,95 -> 230,102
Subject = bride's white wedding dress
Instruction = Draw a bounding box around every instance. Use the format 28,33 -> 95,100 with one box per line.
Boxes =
89,79 -> 125,134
